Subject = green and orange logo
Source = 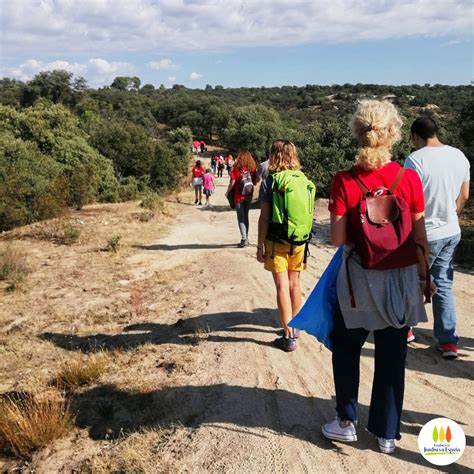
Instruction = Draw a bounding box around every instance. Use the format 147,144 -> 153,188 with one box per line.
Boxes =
432,425 -> 452,443
418,417 -> 465,466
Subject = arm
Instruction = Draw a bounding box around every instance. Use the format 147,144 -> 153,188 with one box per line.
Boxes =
330,213 -> 347,247
256,201 -> 271,262
226,179 -> 236,196
411,211 -> 429,282
456,181 -> 470,216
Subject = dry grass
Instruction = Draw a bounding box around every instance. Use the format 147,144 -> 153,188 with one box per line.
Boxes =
0,245 -> 29,291
80,428 -> 178,473
0,390 -> 73,459
0,245 -> 28,281
130,285 -> 144,316
55,355 -> 107,391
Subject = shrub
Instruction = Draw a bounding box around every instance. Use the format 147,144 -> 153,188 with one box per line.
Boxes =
60,222 -> 81,245
106,235 -> 121,253
55,355 -> 107,390
140,194 -> 163,213
118,176 -> 141,201
0,391 -> 73,459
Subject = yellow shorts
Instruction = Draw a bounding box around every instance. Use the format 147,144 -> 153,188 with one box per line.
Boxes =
264,239 -> 306,273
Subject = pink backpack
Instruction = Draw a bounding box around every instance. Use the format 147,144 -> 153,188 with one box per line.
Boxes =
346,166 -> 430,307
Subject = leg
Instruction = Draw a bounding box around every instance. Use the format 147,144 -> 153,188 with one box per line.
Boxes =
429,235 -> 461,344
331,304 -> 368,422
198,186 -> 202,204
288,270 -> 302,316
368,325 -> 408,440
194,186 -> 198,203
272,271 -> 293,338
288,270 -> 302,338
243,200 -> 250,241
235,202 -> 247,241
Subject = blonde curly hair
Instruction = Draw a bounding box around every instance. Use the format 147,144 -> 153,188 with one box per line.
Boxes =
351,100 -> 403,170
268,140 -> 301,173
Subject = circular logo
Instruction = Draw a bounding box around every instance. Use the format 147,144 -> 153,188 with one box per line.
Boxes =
418,417 -> 466,466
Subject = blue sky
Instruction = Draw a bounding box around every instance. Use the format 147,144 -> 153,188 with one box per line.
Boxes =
0,0 -> 472,88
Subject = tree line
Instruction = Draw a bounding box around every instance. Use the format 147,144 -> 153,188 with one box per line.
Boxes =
0,71 -> 472,231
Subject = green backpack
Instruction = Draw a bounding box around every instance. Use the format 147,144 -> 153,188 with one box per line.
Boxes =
269,170 -> 316,245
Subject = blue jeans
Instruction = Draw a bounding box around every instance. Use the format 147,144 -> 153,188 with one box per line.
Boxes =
331,305 -> 408,440
235,199 -> 251,241
429,234 -> 461,345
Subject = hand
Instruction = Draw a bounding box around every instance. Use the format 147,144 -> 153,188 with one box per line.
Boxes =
256,245 -> 265,263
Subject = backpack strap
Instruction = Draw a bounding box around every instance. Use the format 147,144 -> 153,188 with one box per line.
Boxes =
349,168 -> 370,194
346,247 -> 357,307
389,167 -> 406,193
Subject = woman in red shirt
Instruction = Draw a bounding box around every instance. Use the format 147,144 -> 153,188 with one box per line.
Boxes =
191,160 -> 205,205
322,100 -> 429,454
225,150 -> 257,247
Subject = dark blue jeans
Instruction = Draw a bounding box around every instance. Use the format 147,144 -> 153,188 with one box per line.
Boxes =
331,305 -> 408,440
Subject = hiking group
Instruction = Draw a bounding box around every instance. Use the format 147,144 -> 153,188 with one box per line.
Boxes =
189,99 -> 469,455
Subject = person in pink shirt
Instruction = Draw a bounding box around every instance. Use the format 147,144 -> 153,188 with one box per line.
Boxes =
203,169 -> 215,206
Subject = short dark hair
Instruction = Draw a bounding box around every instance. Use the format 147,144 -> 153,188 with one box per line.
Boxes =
411,117 -> 438,140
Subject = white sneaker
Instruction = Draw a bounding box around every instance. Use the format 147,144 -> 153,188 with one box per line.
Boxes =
378,437 -> 395,454
322,418 -> 357,442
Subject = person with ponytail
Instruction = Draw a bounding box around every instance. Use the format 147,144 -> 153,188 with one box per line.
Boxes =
322,100 -> 430,454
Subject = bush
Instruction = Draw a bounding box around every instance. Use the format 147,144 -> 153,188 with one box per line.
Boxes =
118,176 -> 141,201
106,235 -> 121,253
60,222 -> 81,245
140,194 -> 163,213
0,391 -> 73,459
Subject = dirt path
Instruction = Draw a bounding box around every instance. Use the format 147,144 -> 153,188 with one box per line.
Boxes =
1,168 -> 472,472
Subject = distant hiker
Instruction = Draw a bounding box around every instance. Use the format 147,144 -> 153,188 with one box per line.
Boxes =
217,155 -> 225,177
192,140 -> 200,154
200,141 -> 206,153
225,150 -> 257,247
203,168 -> 215,207
405,117 -> 470,358
256,140 -> 315,352
211,155 -> 217,174
192,160 -> 205,205
226,154 -> 234,176
322,100 -> 429,454
256,150 -> 270,184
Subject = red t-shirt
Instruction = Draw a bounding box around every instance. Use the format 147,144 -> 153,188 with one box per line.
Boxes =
328,162 -> 424,216
192,166 -> 205,178
230,167 -> 256,204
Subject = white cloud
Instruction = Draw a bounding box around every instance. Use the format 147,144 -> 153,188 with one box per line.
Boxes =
1,1 -> 471,56
1,58 -> 135,85
1,59 -> 87,82
189,72 -> 203,80
148,59 -> 178,70
168,76 -> 176,82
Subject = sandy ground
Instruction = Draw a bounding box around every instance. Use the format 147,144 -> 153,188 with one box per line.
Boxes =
0,166 -> 473,472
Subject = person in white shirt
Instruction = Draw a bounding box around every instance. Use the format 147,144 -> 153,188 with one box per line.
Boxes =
405,117 -> 470,359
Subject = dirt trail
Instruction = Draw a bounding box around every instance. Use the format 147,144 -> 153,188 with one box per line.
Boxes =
1,167 -> 473,472
121,172 -> 473,471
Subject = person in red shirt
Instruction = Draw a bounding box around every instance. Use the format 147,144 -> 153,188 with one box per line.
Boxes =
322,100 -> 430,454
225,150 -> 257,247
191,160 -> 205,205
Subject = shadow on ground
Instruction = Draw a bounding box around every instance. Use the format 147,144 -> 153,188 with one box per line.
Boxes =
41,308 -> 280,353
71,383 -> 471,472
133,243 -> 238,251
360,327 -> 473,382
